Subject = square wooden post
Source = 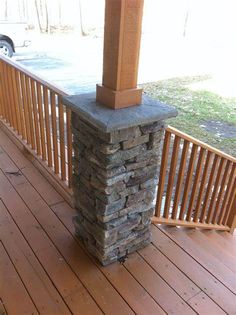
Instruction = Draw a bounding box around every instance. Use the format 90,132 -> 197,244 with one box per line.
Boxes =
96,0 -> 144,109
227,183 -> 236,234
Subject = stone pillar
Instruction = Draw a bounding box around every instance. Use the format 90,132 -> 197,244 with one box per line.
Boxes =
96,0 -> 144,109
63,93 -> 177,265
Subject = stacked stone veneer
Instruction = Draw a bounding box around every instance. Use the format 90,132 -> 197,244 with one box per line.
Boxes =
72,114 -> 164,265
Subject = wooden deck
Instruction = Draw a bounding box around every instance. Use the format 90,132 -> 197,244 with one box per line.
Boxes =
0,128 -> 235,315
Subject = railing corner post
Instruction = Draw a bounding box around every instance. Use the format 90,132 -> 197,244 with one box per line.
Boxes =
227,192 -> 236,234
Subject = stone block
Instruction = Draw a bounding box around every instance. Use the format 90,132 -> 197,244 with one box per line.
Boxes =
96,165 -> 126,179
119,201 -> 153,216
119,185 -> 139,198
96,171 -> 133,186
126,189 -> 154,207
140,178 -> 157,189
95,190 -> 120,203
141,207 -> 155,225
122,134 -> 149,150
109,126 -> 141,144
132,164 -> 158,179
99,144 -> 146,167
99,143 -> 121,154
96,198 -> 126,215
148,131 -> 163,150
90,176 -> 126,195
99,215 -> 128,230
135,150 -> 159,162
140,121 -> 165,134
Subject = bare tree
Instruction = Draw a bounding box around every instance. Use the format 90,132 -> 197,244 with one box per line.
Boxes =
44,0 -> 49,33
58,0 -> 62,28
34,0 -> 50,33
35,0 -> 43,32
183,9 -> 189,37
79,0 -> 87,36
4,0 -> 8,20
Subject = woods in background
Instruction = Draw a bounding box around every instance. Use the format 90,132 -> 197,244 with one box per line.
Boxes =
0,0 -> 105,35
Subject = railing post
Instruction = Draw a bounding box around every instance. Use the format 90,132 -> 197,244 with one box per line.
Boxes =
96,0 -> 144,109
62,0 -> 177,265
227,188 -> 236,234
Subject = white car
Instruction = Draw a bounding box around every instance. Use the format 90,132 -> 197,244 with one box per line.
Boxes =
0,21 -> 31,57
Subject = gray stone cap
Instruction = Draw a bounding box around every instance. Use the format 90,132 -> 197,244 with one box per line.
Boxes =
63,92 -> 178,132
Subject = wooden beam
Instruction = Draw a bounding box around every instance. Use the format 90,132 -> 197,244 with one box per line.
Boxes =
96,0 -> 144,109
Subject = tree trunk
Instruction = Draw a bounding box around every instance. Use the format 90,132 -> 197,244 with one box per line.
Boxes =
79,0 -> 87,36
44,1 -> 50,33
58,0 -> 62,28
183,10 -> 189,37
35,0 -> 43,32
4,0 -> 8,20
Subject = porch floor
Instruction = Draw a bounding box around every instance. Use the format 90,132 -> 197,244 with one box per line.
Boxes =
0,128 -> 235,315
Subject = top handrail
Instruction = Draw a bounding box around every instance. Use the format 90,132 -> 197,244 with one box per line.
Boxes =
166,126 -> 236,163
0,54 -> 69,97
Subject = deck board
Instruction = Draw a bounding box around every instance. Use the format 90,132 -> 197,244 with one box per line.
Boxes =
0,201 -> 71,315
152,225 -> 236,314
160,226 -> 236,293
0,299 -> 8,315
0,242 -> 39,315
0,129 -> 235,315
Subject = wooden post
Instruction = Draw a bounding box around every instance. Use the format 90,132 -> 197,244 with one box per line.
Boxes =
227,179 -> 236,234
96,0 -> 144,109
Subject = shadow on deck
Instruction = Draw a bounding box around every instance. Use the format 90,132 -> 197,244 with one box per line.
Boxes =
0,128 -> 235,315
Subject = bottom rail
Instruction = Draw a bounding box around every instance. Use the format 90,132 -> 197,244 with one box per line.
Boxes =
152,217 -> 230,231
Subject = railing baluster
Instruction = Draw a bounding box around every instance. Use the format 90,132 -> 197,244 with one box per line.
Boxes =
36,82 -> 47,161
8,66 -> 18,131
186,147 -> 206,221
11,67 -> 22,136
3,63 -> 13,126
218,164 -> 236,225
43,87 -> 52,167
179,143 -> 198,221
0,61 -> 6,120
20,73 -> 31,144
199,155 -> 219,223
66,108 -> 72,187
226,187 -> 236,234
163,135 -> 181,218
212,160 -> 232,224
193,151 -> 212,222
155,130 -> 171,217
15,70 -> 26,140
50,91 -> 59,174
58,96 -> 66,181
222,167 -> 236,226
172,140 -> 190,219
30,79 -> 41,156
25,76 -> 35,149
206,158 -> 226,223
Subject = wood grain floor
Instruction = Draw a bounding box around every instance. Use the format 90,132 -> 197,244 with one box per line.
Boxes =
0,128 -> 235,315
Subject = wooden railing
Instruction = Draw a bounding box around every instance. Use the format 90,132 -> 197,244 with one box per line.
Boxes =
0,56 -> 235,232
153,126 -> 236,233
0,55 -> 73,203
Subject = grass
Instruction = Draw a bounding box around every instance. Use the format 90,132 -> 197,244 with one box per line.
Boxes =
142,76 -> 236,157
